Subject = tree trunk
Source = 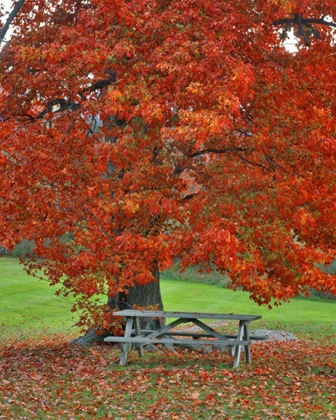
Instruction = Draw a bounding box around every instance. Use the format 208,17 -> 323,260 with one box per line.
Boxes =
110,265 -> 164,329
71,266 -> 164,345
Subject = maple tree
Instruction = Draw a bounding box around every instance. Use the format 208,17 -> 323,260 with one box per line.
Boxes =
0,0 -> 335,332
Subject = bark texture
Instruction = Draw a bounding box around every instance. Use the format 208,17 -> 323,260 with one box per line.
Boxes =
71,267 -> 164,345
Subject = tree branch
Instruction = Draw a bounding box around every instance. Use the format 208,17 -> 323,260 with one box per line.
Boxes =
273,18 -> 296,25
0,0 -> 26,43
274,16 -> 336,29
237,154 -> 271,172
27,70 -> 116,121
36,99 -> 81,119
302,18 -> 336,29
295,13 -> 310,46
234,129 -> 252,137
188,146 -> 252,158
273,14 -> 336,46
82,206 -> 111,240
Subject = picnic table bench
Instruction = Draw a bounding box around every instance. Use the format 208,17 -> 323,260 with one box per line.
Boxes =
104,310 -> 265,368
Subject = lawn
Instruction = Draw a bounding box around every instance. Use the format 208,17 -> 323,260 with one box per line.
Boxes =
0,257 -> 335,419
0,257 -> 79,339
1,257 -> 335,339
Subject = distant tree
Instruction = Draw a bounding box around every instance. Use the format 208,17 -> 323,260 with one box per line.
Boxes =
10,240 -> 35,258
0,0 -> 335,335
0,245 -> 8,255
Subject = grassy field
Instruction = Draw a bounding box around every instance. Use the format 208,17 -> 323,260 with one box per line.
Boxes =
1,257 -> 335,339
0,257 -> 335,419
0,257 -> 79,338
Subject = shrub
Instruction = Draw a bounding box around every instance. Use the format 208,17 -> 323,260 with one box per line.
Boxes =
10,239 -> 36,258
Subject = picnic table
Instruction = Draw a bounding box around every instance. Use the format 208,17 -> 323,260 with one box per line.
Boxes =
104,310 -> 264,368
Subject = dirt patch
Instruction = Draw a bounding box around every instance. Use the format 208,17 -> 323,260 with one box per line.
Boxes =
176,322 -> 298,342
251,329 -> 298,342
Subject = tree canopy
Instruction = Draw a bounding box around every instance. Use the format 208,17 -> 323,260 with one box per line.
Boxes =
0,0 -> 335,330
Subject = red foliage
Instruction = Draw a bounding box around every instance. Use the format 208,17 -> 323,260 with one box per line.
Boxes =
0,0 -> 335,327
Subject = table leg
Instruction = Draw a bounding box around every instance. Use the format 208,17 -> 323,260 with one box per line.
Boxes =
243,323 -> 251,364
134,317 -> 144,358
119,316 -> 134,366
233,322 -> 244,368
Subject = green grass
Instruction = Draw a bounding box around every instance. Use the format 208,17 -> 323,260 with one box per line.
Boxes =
0,257 -> 79,338
0,257 -> 335,340
162,278 -> 336,338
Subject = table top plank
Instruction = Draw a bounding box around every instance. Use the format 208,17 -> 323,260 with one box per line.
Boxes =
112,309 -> 261,321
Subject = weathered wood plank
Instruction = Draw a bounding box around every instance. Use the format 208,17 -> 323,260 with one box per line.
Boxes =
113,309 -> 261,321
134,316 -> 144,357
130,330 -> 266,340
104,336 -> 250,346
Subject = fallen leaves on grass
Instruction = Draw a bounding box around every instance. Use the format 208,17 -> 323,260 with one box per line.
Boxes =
0,335 -> 335,419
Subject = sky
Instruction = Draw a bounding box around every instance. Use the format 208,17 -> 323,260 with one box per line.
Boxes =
1,0 -> 12,13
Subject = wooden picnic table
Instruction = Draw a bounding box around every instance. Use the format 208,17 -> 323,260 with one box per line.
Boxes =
104,310 -> 264,368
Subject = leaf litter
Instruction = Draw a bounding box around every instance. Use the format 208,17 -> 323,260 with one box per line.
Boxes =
0,333 -> 335,419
